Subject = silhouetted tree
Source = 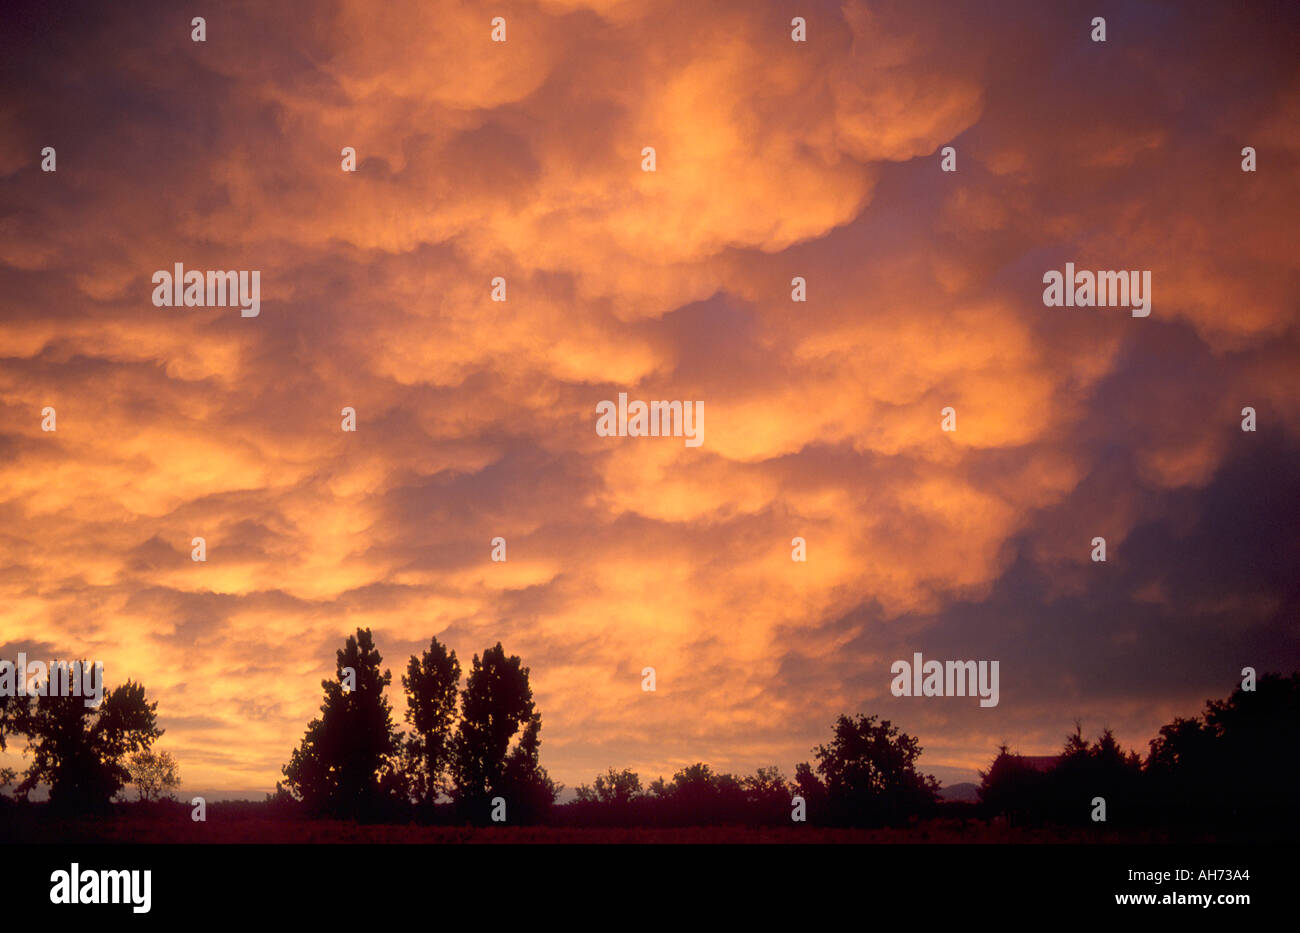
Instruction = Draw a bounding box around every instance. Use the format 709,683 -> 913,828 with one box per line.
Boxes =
1147,716 -> 1216,772
567,764 -> 798,827
451,643 -> 554,822
11,678 -> 162,813
501,713 -> 560,823
1203,672 -> 1299,826
576,767 -> 643,806
0,693 -> 15,752
0,693 -> 16,798
401,636 -> 460,809
1144,672 -> 1300,832
744,766 -> 794,825
127,749 -> 181,801
282,628 -> 402,819
801,713 -> 940,826
264,781 -> 303,819
982,728 -> 1142,828
570,767 -> 644,826
643,763 -> 747,825
792,760 -> 829,822
1047,725 -> 1142,826
664,762 -> 720,824
978,744 -> 1047,826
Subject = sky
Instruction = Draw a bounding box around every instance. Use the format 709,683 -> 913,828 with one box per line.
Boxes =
1,0 -> 1298,796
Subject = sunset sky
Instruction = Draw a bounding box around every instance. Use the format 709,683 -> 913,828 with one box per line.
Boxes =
1,0 -> 1298,796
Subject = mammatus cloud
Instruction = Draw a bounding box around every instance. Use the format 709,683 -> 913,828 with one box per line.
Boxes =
1,0 -> 1297,791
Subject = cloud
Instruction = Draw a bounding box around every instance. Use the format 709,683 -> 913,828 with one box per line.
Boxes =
0,0 -> 1297,790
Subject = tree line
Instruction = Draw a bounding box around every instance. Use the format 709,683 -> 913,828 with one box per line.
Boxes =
271,628 -> 945,827
3,629 -> 1295,834
0,678 -> 163,813
978,672 -> 1300,833
274,628 -> 557,823
562,712 -> 939,828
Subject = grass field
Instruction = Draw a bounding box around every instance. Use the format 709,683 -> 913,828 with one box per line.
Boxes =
3,812 -> 1208,844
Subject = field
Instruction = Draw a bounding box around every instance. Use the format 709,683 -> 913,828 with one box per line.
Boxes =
2,811 -> 1208,845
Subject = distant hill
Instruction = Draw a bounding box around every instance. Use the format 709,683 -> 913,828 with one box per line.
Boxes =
939,782 -> 980,803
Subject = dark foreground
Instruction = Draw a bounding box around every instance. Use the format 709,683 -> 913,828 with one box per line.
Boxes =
9,834 -> 1273,922
3,813 -> 1228,844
